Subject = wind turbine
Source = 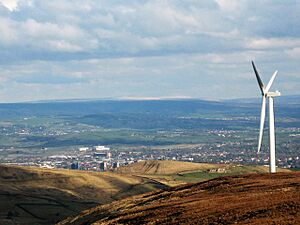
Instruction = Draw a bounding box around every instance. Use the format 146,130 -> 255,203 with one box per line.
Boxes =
252,61 -> 281,173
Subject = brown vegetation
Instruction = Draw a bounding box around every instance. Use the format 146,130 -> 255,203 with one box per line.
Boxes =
0,165 -> 165,225
58,172 -> 300,225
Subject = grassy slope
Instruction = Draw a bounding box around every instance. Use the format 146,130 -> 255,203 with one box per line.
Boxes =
0,161 -> 292,224
116,160 -> 219,175
116,160 -> 291,186
57,172 -> 300,225
0,165 -> 165,225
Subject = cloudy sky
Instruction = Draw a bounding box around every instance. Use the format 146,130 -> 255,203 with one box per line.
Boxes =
0,0 -> 299,102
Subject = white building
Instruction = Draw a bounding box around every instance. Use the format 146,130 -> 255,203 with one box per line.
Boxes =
79,147 -> 89,152
93,146 -> 110,151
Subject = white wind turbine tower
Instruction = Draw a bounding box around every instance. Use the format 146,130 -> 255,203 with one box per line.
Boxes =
251,61 -> 281,173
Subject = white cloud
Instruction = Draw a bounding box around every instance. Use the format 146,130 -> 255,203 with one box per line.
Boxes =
0,17 -> 17,44
215,0 -> 247,13
46,40 -> 83,52
245,38 -> 300,50
0,0 -> 18,11
0,17 -> 98,52
286,47 -> 300,58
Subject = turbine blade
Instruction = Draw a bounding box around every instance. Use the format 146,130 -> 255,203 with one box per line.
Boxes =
257,96 -> 266,153
252,61 -> 265,95
265,70 -> 278,93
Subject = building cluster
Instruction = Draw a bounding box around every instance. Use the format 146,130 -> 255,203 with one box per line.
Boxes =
48,145 -> 122,171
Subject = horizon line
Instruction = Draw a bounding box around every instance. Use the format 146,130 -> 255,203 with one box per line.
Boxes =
0,94 -> 298,104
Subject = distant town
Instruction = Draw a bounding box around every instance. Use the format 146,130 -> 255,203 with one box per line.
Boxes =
1,137 -> 299,171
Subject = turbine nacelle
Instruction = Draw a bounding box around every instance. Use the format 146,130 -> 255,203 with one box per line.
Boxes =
266,91 -> 281,97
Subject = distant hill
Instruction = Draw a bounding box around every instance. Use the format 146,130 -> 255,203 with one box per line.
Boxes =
0,97 -> 299,130
57,172 -> 300,225
0,99 -> 230,119
225,95 -> 300,106
0,165 -> 165,225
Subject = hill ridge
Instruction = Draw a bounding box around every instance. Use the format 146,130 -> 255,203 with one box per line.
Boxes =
0,164 -> 165,225
116,160 -> 223,175
57,172 -> 300,225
